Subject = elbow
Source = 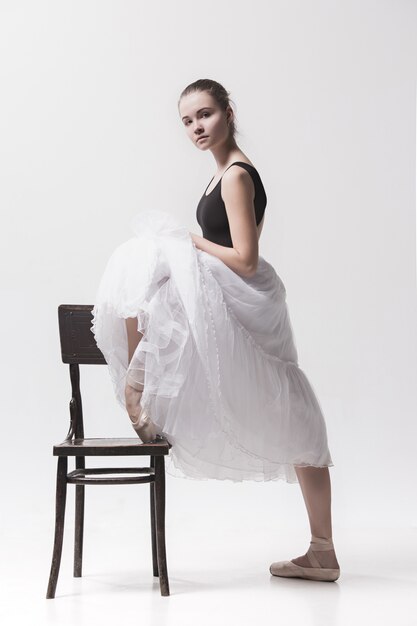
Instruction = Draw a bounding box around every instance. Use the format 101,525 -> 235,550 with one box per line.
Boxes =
234,248 -> 258,277
243,261 -> 258,278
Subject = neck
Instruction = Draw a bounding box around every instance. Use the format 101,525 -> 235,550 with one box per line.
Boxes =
210,137 -> 242,172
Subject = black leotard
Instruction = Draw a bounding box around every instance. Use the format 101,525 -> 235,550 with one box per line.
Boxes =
196,161 -> 267,248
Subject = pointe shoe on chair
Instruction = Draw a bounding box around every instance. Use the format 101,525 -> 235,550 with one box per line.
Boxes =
125,378 -> 159,444
130,405 -> 160,443
269,536 -> 340,582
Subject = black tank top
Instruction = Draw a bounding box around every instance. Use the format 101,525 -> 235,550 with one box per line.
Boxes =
196,161 -> 267,248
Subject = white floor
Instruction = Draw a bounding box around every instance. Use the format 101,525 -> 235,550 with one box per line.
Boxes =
2,504 -> 416,626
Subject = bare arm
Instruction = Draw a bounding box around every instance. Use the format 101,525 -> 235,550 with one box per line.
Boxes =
190,167 -> 259,277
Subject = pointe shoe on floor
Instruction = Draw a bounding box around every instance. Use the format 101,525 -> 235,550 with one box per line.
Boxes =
269,536 -> 340,582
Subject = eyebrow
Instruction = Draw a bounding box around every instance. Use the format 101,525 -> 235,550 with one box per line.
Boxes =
181,107 -> 213,121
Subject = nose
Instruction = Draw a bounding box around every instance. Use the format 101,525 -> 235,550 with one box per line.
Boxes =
194,123 -> 204,136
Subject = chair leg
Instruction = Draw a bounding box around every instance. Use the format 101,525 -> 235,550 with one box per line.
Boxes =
74,456 -> 85,577
150,455 -> 159,577
46,456 -> 68,599
154,456 -> 170,596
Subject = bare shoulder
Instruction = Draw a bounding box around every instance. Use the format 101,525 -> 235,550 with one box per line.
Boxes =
221,165 -> 255,199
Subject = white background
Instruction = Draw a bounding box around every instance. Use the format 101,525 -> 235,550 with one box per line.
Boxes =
1,1 -> 416,624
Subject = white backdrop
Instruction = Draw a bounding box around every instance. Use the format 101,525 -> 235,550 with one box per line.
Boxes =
1,0 -> 417,600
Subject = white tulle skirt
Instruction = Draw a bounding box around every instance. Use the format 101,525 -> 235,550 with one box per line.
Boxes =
91,209 -> 334,484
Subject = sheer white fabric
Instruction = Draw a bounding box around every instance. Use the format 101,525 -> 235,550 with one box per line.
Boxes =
91,209 -> 333,483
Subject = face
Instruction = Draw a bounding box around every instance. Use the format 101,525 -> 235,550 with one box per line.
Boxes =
179,91 -> 233,150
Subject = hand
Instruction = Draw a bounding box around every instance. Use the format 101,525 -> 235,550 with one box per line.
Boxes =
189,231 -> 201,248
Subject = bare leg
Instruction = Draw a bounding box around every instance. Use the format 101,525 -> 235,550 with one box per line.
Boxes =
124,317 -> 144,421
125,317 -> 143,365
290,465 -> 339,569
124,317 -> 159,442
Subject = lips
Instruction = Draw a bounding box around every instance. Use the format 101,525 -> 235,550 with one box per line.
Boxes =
197,136 -> 208,142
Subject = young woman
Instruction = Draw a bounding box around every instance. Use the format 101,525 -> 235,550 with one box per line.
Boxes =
91,79 -> 340,582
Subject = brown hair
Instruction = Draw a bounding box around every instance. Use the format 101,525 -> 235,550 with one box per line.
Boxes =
178,78 -> 238,141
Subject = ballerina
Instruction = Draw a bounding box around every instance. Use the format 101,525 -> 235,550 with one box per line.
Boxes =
91,78 -> 340,582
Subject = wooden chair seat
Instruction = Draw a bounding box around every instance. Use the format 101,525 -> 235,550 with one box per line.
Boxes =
53,436 -> 172,456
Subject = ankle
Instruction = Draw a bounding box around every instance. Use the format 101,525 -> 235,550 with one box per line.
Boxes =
311,534 -> 334,546
125,384 -> 143,418
308,537 -> 339,569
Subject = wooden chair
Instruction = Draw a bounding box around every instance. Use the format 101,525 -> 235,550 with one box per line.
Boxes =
46,304 -> 171,598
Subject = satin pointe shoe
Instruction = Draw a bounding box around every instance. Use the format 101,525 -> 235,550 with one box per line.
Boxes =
130,405 -> 160,443
269,536 -> 340,582
124,378 -> 160,444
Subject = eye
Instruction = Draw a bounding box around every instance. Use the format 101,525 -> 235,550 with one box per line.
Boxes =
184,112 -> 209,126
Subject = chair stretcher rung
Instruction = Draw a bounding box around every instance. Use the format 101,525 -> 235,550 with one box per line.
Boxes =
67,467 -> 155,485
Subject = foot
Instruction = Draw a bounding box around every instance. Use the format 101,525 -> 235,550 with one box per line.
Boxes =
124,381 -> 144,423
124,381 -> 159,443
270,536 -> 340,582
